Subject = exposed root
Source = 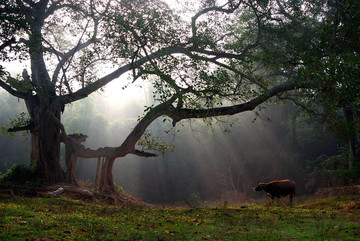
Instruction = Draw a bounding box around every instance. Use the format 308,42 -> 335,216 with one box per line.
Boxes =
45,184 -> 151,207
94,189 -> 152,207
1,183 -> 151,207
44,185 -> 93,198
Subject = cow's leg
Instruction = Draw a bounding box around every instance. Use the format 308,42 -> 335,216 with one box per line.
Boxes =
289,193 -> 294,206
270,195 -> 275,204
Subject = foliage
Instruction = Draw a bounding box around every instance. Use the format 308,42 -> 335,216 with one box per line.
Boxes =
0,0 -> 28,62
137,130 -> 175,155
307,152 -> 360,187
1,112 -> 31,138
0,195 -> 359,240
244,0 -> 360,170
0,164 -> 45,187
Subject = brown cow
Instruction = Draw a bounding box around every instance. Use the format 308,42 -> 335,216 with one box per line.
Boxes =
255,179 -> 296,202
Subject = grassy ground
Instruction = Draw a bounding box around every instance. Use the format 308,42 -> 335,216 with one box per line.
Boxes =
0,194 -> 359,240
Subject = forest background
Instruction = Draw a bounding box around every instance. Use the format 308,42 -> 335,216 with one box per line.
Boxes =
0,87 -> 343,204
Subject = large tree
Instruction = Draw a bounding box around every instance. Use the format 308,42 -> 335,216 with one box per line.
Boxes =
0,0 -> 343,197
255,0 -> 360,169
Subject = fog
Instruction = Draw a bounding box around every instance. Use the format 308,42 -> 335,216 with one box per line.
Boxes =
58,83 -> 338,204
0,79 -> 338,204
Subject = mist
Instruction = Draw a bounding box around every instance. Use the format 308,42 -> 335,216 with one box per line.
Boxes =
55,82 -> 338,204
0,81 -> 339,204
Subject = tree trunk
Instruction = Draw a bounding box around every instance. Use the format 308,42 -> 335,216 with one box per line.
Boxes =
30,126 -> 39,166
64,134 -> 88,185
343,105 -> 356,170
64,137 -> 79,185
25,95 -> 39,166
65,150 -> 78,186
95,157 -> 105,189
36,106 -> 65,183
99,157 -> 116,193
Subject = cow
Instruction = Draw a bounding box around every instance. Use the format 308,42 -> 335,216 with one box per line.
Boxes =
255,179 -> 296,202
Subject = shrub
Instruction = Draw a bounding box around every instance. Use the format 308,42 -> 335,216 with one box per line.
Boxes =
306,152 -> 360,191
0,164 -> 45,187
185,193 -> 203,208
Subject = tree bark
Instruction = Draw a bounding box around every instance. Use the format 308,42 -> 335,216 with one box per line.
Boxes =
64,134 -> 88,185
95,157 -> 105,189
65,149 -> 78,185
99,157 -> 116,194
30,125 -> 39,166
36,105 -> 65,183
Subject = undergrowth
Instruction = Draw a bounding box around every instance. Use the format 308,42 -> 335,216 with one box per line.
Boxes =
0,164 -> 45,189
0,194 -> 359,240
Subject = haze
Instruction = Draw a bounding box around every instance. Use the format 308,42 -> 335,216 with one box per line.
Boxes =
0,82 -> 338,204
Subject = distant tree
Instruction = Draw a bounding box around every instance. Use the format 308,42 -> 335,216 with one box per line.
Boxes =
245,0 -> 360,170
313,0 -> 360,170
0,92 -> 30,172
0,0 -> 353,201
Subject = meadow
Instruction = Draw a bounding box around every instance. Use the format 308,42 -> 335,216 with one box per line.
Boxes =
0,194 -> 359,240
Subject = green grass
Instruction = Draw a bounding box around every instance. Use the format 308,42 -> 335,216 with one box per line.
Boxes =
0,195 -> 359,240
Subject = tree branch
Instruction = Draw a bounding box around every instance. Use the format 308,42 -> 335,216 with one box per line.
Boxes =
58,81 -> 309,167
167,81 -> 310,125
118,97 -> 176,153
51,27 -> 100,84
0,78 -> 31,100
279,96 -> 323,118
130,149 -> 158,157
7,122 -> 34,133
0,37 -> 16,51
191,1 -> 241,46
45,2 -> 77,19
60,46 -> 187,104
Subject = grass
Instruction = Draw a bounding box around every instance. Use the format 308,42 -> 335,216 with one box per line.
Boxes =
0,195 -> 359,240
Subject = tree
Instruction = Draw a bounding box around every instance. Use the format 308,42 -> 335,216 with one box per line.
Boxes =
316,0 -> 360,170
0,0 -> 333,199
228,0 -> 360,169
296,0 -> 360,169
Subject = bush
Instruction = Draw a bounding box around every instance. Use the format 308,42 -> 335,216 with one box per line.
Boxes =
0,164 -> 45,187
185,193 -> 203,208
306,152 -> 360,191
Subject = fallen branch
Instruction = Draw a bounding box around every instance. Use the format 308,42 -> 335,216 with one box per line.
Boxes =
45,185 -> 94,198
47,187 -> 65,197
